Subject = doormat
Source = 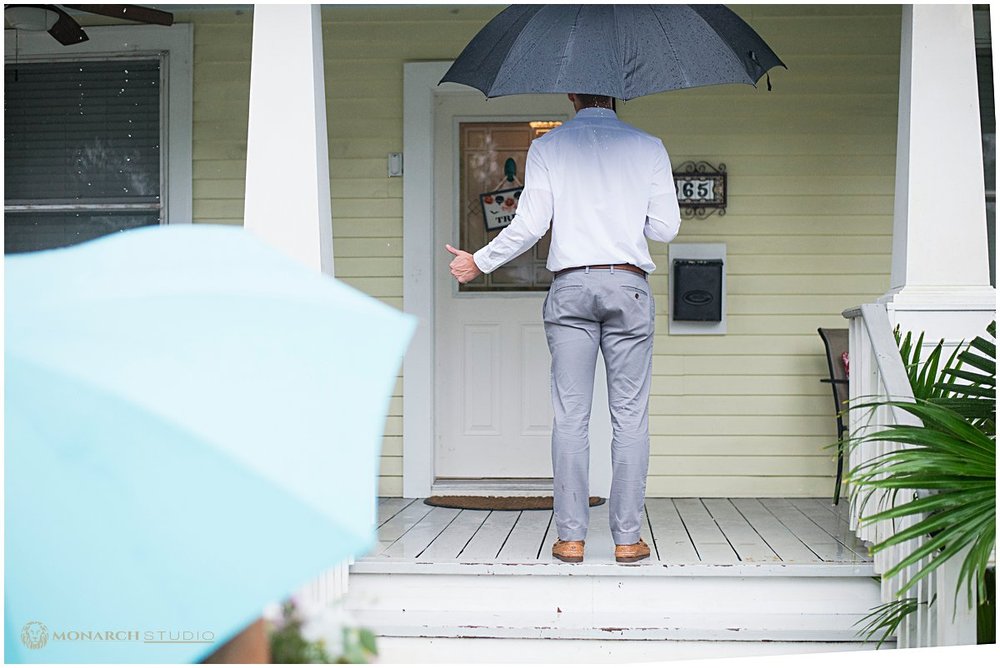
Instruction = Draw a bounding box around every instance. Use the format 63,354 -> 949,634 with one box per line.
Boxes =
424,496 -> 605,511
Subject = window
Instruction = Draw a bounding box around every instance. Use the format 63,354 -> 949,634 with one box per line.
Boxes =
974,5 -> 995,286
5,59 -> 163,252
3,24 -> 192,254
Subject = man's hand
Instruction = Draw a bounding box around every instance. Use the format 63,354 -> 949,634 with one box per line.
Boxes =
445,244 -> 483,284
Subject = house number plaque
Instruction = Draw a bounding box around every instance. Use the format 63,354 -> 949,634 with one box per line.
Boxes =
673,161 -> 727,219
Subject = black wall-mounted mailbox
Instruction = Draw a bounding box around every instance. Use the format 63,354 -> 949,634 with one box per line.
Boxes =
673,259 -> 724,322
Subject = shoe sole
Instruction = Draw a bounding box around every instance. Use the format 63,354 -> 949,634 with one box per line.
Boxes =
615,554 -> 650,563
553,554 -> 584,563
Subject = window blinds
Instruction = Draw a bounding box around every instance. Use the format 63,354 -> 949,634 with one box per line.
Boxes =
4,58 -> 163,253
5,59 -> 162,202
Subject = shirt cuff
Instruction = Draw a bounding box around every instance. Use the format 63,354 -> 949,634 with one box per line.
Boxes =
472,247 -> 494,274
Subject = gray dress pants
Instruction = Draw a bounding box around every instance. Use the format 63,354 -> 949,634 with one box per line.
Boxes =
542,267 -> 654,545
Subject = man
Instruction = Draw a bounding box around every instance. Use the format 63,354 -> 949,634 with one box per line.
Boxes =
445,93 -> 681,563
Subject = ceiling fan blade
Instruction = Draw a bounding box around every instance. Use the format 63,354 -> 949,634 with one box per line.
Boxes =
44,5 -> 89,45
62,4 -> 174,26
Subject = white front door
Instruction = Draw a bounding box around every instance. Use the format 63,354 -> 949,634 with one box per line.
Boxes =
431,91 -> 612,493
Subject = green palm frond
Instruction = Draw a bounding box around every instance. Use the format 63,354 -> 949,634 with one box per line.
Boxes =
935,323 -> 996,433
854,597 -> 921,648
891,322 -> 996,428
894,328 -> 961,401
845,320 -> 996,631
932,397 -> 996,422
845,399 -> 995,604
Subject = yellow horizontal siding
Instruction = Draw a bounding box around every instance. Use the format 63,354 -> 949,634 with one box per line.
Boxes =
643,435 -> 839,456
166,4 -> 899,497
647,333 -> 831,353
652,376 -> 832,397
646,476 -> 835,498
182,7 -> 253,227
631,4 -> 898,497
649,416 -> 833,437
649,354 -> 828,376
378,477 -> 404,497
648,456 -> 835,477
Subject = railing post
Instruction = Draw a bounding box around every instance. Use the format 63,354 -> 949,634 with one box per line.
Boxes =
936,548 -> 978,646
297,561 -> 353,607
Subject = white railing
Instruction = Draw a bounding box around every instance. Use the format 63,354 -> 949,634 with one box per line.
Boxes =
295,497 -> 381,607
843,303 -> 977,648
297,560 -> 352,606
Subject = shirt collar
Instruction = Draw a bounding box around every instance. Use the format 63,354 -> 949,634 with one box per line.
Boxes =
575,107 -> 617,120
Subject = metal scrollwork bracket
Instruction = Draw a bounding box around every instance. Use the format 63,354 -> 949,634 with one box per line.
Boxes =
672,160 -> 727,220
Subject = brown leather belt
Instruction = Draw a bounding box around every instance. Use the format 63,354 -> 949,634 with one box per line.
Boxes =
554,263 -> 647,279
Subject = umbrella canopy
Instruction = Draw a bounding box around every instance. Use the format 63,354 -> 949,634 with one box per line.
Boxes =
440,4 -> 785,100
4,225 -> 415,663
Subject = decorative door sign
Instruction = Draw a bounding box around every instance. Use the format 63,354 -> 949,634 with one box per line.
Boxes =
480,157 -> 522,232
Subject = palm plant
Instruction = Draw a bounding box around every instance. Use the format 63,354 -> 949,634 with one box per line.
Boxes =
845,321 -> 996,646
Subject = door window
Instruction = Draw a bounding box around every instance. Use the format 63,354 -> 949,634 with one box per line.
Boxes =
458,121 -> 558,292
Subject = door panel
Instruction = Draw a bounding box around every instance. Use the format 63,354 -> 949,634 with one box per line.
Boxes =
519,324 -> 551,435
462,324 -> 501,435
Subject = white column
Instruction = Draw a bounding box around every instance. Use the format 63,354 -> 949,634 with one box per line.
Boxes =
881,5 -> 986,647
244,4 -> 334,275
246,4 -> 344,611
883,4 -> 994,340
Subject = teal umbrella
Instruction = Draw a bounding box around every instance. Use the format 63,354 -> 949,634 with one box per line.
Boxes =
4,225 -> 415,663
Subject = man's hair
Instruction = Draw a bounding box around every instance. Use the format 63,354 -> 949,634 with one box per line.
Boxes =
574,93 -> 614,109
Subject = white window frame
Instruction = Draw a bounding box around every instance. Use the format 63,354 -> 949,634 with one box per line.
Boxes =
4,24 -> 193,226
974,7 -> 995,287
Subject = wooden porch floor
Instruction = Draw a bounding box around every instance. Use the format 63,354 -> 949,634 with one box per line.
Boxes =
348,497 -> 883,654
362,497 -> 873,569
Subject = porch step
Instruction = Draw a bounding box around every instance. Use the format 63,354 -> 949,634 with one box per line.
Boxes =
344,560 -> 883,644
350,609 -> 871,642
371,636 -> 885,663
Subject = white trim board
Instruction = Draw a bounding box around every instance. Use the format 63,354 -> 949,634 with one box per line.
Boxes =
402,61 -> 453,497
4,24 -> 194,226
668,243 -> 728,335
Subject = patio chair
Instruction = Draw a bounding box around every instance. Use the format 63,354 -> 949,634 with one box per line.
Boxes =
818,328 -> 850,505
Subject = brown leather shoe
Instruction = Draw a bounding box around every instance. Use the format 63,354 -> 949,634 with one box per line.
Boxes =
552,539 -> 584,563
615,538 -> 651,563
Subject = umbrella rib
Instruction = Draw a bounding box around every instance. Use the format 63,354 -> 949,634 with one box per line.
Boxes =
693,5 -> 787,80
673,7 -> 759,87
486,7 -> 543,96
613,5 -> 626,100
487,6 -> 555,96
555,5 -> 585,93
649,9 -> 692,91
561,5 -> 584,92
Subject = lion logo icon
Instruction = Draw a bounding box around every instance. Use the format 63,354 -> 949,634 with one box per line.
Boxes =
21,621 -> 48,650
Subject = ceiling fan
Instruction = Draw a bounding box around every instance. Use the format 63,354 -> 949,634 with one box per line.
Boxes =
4,4 -> 174,45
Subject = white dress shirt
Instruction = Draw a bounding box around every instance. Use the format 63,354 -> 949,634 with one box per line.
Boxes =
472,107 -> 681,275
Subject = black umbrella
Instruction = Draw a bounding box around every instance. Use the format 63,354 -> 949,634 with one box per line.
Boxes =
440,4 -> 785,100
